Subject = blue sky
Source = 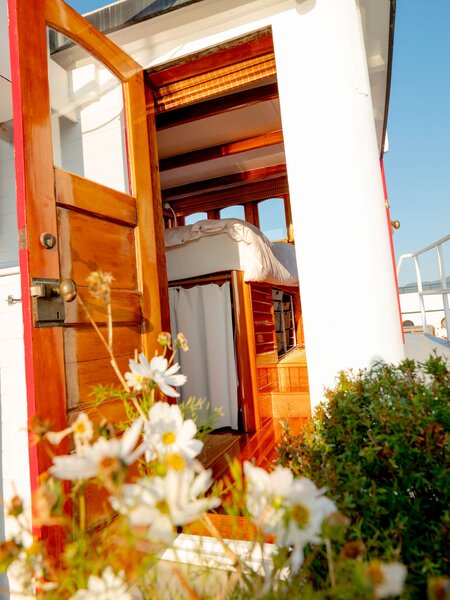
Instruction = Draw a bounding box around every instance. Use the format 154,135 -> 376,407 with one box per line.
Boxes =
384,0 -> 450,285
67,0 -> 109,12
69,0 -> 450,284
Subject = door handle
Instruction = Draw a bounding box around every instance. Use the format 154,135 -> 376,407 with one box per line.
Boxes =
54,279 -> 77,302
30,278 -> 77,327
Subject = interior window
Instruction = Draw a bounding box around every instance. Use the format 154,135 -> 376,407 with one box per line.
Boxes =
273,289 -> 296,356
185,212 -> 208,225
220,205 -> 245,220
258,198 -> 287,240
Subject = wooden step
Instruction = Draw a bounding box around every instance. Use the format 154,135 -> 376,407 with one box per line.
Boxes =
270,391 -> 311,418
277,363 -> 309,393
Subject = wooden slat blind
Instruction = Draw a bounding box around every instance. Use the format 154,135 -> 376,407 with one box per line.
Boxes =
172,178 -> 289,216
154,52 -> 276,112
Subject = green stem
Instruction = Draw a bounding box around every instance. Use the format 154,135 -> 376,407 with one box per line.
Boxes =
79,493 -> 86,532
325,538 -> 336,589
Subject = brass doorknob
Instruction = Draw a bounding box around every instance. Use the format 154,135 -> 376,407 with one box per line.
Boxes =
52,279 -> 77,302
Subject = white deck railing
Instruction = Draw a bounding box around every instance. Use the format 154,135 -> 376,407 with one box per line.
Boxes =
397,234 -> 450,343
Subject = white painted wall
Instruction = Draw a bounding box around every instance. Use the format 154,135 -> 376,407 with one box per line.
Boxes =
0,269 -> 30,598
272,0 -> 404,404
0,134 -> 18,270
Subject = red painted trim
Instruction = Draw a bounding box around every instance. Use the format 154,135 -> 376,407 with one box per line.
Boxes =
380,158 -> 404,344
7,0 -> 41,503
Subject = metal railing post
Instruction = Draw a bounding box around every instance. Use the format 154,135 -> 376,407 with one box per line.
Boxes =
436,243 -> 450,342
413,255 -> 427,331
397,234 -> 450,343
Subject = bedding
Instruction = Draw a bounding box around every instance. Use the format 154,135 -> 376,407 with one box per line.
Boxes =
164,218 -> 298,286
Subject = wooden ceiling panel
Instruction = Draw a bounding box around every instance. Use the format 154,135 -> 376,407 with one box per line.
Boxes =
159,146 -> 285,190
157,99 -> 282,158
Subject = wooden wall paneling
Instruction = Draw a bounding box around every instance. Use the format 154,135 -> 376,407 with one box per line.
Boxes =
232,271 -> 260,432
292,291 -> 304,347
251,283 -> 276,355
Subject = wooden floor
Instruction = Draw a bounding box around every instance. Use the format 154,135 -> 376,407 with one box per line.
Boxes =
207,417 -> 308,480
278,346 -> 307,365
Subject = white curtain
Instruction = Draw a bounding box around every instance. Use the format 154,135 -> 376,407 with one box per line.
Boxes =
168,283 -> 239,430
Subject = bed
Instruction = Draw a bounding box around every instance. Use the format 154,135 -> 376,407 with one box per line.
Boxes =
165,219 -> 300,432
164,218 -> 298,285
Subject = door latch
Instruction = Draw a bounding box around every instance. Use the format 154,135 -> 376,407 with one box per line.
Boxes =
30,278 -> 77,327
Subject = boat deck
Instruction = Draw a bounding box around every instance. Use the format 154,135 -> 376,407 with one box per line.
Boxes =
404,333 -> 450,362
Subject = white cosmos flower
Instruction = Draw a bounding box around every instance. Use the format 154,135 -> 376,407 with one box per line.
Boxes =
110,467 -> 220,544
70,566 -> 131,600
49,418 -> 144,481
125,353 -> 187,397
46,413 -> 93,452
145,402 -> 203,462
244,462 -> 337,573
367,561 -> 407,598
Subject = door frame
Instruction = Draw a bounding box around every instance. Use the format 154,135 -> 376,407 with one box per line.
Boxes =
8,0 -> 167,495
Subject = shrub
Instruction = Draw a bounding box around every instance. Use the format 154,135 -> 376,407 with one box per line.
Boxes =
277,356 -> 450,598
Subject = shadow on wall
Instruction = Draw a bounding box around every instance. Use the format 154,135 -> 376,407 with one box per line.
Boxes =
295,0 -> 316,15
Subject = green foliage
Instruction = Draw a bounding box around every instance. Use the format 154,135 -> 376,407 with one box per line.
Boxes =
277,355 -> 450,598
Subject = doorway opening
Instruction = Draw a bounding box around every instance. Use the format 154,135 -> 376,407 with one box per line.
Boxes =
146,30 -> 310,436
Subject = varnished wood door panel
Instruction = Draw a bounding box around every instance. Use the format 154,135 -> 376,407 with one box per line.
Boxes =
57,208 -> 138,289
64,291 -> 142,326
55,169 -> 138,227
64,326 -> 141,409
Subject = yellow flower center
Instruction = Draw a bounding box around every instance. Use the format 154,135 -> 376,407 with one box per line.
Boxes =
166,454 -> 186,471
291,503 -> 310,528
74,422 -> 86,434
367,562 -> 385,586
155,500 -> 170,515
271,496 -> 284,510
162,431 -> 176,445
100,456 -> 121,474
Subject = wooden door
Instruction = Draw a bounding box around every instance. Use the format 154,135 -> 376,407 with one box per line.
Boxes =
8,0 -> 167,480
